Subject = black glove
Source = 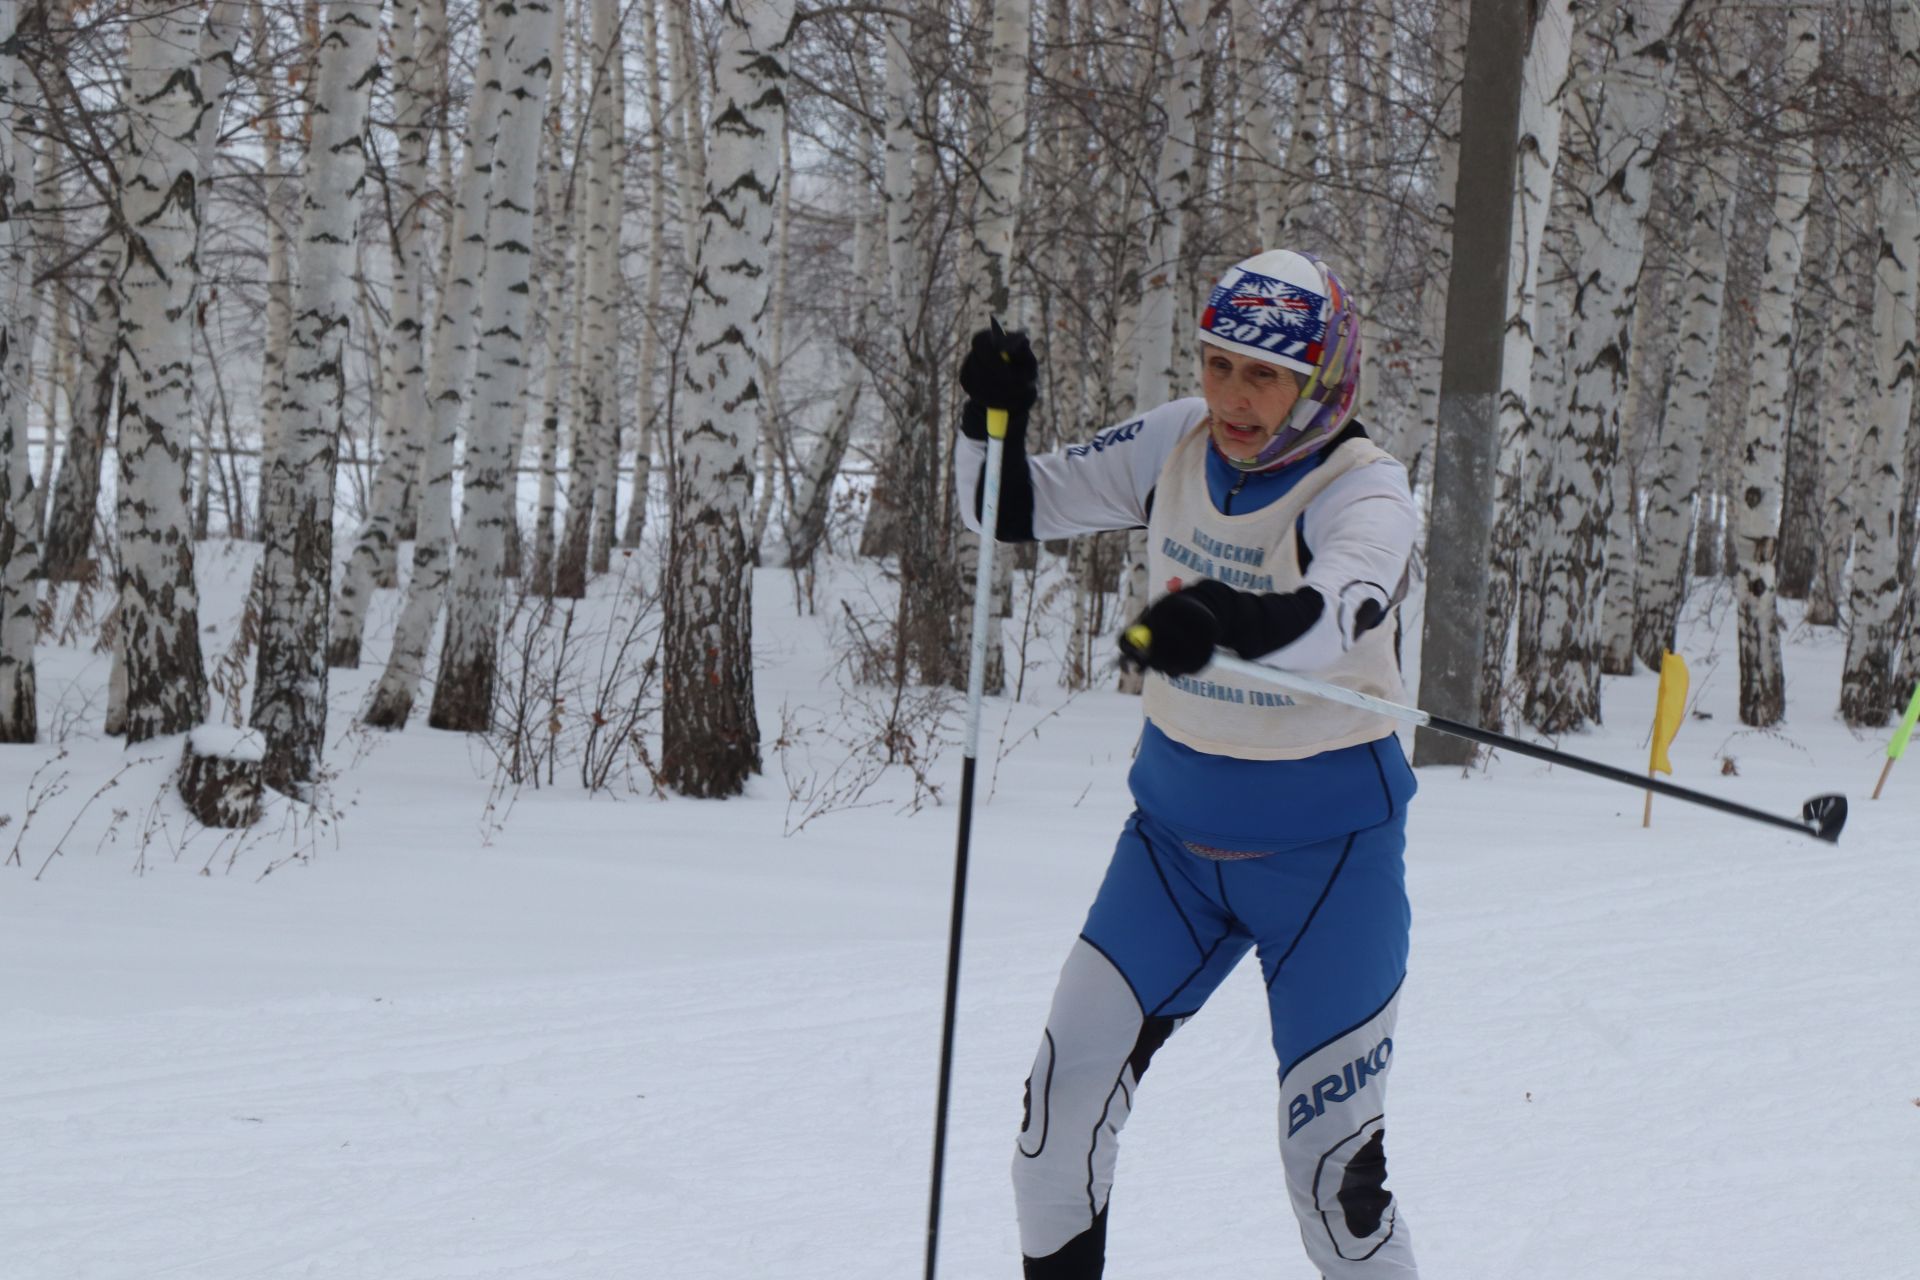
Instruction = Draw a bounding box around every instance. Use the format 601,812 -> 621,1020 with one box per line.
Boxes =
1120,579 -> 1328,675
958,323 -> 1038,443
1119,587 -> 1224,677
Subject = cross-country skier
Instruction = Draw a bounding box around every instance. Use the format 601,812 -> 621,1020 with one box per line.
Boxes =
956,249 -> 1421,1278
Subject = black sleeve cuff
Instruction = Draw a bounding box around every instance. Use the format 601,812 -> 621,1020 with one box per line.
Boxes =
1179,579 -> 1324,660
967,403 -> 1036,543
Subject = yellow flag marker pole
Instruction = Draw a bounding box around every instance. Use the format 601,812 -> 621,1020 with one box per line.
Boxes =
1873,682 -> 1920,800
1645,651 -> 1690,828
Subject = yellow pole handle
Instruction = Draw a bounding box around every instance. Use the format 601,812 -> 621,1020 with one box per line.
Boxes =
986,407 -> 1009,440
1125,624 -> 1152,652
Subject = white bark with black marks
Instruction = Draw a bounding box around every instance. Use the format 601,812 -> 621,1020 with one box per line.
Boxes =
0,0 -> 39,742
329,0 -> 435,666
250,0 -> 380,792
660,0 -> 793,797
115,0 -> 211,745
1731,6 -> 1819,728
1523,0 -> 1678,733
1839,0 -> 1920,725
1635,146 -> 1737,667
362,33 -> 500,729
427,0 -> 556,732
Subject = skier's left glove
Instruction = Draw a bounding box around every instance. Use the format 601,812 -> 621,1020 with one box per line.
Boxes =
1119,583 -> 1229,676
1120,578 -> 1328,675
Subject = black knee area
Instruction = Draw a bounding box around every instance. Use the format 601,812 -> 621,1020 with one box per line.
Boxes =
1127,1015 -> 1179,1083
1338,1128 -> 1392,1238
1023,1205 -> 1108,1279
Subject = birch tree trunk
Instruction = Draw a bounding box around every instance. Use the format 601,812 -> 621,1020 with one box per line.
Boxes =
854,12 -> 921,563
250,0 -> 380,791
1598,154 -> 1683,675
426,0 -> 557,731
666,0 -> 704,273
249,0 -> 296,537
528,0 -> 572,593
1774,158 -> 1833,603
1272,2 -> 1330,245
1731,7 -> 1819,728
1808,163 -> 1873,627
587,13 -> 625,575
1838,0 -> 1920,725
749,123 -> 792,562
115,0 -> 211,744
660,0 -> 793,797
1403,1 -> 1468,485
1231,0 -> 1277,249
1522,0 -> 1678,733
42,269 -> 117,582
553,0 -> 617,599
1634,146 -> 1737,667
1478,0 -> 1575,726
622,0 -> 667,550
363,33 -> 500,728
0,0 -> 38,742
953,0 -> 1033,697
328,0 -> 434,666
1110,0 -> 1207,700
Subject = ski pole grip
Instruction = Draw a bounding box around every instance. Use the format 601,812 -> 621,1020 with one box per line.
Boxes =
1125,624 -> 1151,653
986,407 -> 1009,440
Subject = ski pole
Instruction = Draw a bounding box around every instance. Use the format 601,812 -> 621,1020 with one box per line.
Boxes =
927,337 -> 1012,1280
1123,626 -> 1849,844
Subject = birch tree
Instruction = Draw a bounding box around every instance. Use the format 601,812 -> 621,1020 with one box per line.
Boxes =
1731,6 -> 1819,727
1273,2 -> 1330,245
1838,0 -> 1920,724
1523,0 -> 1679,732
328,0 -> 435,666
660,0 -> 793,797
363,33 -> 500,729
427,0 -> 557,731
1635,144 -> 1738,667
249,0 -> 296,537
0,0 -> 37,742
42,269 -> 116,581
622,0 -> 667,550
554,0 -> 618,598
1478,0 -> 1575,725
251,0 -> 380,792
115,0 -> 213,743
954,0 -> 1033,696
588,27 -> 625,574
1807,187 -> 1871,627
528,0 -> 573,592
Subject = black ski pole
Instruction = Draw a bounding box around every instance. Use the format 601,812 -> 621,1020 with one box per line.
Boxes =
927,358 -> 1013,1280
1125,627 -> 1848,843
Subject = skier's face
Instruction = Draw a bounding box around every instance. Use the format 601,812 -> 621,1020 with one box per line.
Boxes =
1200,345 -> 1303,462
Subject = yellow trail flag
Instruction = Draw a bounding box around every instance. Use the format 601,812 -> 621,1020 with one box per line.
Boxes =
1889,683 -> 1920,761
1649,651 -> 1690,776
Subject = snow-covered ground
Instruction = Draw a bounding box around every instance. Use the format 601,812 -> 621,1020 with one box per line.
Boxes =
4,545 -> 1918,1279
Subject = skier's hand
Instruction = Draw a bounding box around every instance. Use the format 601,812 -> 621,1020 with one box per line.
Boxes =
958,323 -> 1038,443
1119,584 -> 1229,677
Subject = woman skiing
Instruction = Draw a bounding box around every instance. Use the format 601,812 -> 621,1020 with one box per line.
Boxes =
955,249 -> 1421,1278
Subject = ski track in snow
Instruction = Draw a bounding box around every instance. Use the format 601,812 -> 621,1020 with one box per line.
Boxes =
3,550 -> 1919,1278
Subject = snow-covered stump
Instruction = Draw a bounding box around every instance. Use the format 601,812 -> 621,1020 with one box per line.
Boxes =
178,726 -> 266,828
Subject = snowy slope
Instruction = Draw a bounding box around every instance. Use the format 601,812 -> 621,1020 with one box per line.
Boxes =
3,548 -> 1918,1279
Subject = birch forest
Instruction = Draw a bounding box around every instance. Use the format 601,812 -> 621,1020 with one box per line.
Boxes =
2,0 -> 1919,811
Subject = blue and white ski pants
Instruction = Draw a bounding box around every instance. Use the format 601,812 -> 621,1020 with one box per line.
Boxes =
1013,808 -> 1418,1278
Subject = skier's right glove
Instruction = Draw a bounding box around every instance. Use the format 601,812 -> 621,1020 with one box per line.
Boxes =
957,323 -> 1040,542
958,324 -> 1038,445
